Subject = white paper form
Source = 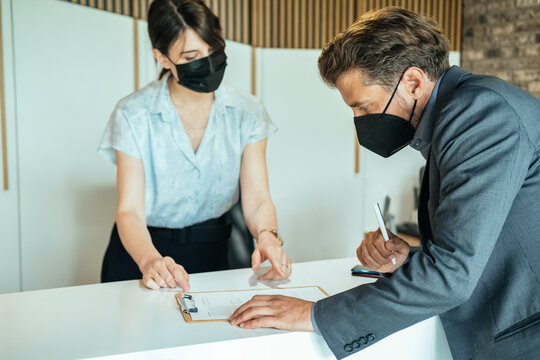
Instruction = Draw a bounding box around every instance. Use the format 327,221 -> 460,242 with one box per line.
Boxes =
180,286 -> 328,321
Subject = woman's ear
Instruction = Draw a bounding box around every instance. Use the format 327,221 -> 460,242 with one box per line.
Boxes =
153,49 -> 171,70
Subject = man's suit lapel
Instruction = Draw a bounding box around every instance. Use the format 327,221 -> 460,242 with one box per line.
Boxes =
418,153 -> 432,248
417,66 -> 471,250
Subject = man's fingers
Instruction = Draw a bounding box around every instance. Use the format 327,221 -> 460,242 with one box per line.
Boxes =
238,316 -> 279,329
230,297 -> 272,321
230,304 -> 275,326
366,239 -> 390,265
356,245 -> 364,265
373,235 -> 394,258
361,241 -> 380,270
386,237 -> 409,253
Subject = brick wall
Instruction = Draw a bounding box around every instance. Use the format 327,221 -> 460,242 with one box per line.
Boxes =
461,0 -> 540,98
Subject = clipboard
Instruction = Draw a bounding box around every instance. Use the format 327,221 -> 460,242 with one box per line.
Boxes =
175,286 -> 329,323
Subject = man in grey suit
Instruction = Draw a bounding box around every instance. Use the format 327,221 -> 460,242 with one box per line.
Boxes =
229,7 -> 540,359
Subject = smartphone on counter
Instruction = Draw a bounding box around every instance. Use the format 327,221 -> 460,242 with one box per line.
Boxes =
351,264 -> 382,278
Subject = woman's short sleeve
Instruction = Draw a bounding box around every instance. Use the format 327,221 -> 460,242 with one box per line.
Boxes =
97,106 -> 142,165
242,101 -> 278,147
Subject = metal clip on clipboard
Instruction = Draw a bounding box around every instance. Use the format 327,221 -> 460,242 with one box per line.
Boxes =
179,294 -> 198,313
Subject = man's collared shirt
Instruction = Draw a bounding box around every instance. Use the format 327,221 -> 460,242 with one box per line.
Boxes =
410,73 -> 444,160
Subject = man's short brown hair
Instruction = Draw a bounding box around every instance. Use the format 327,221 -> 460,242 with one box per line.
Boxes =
318,7 -> 450,90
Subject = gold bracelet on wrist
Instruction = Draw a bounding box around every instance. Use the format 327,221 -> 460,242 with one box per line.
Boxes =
256,228 -> 283,246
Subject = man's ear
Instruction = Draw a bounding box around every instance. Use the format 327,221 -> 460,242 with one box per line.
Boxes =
402,67 -> 425,100
153,49 -> 171,70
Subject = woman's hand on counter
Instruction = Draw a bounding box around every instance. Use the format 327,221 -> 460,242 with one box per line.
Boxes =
357,229 -> 410,274
140,255 -> 190,291
252,233 -> 292,280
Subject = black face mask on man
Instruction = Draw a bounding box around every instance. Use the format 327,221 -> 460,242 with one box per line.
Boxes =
172,50 -> 227,93
353,72 -> 417,158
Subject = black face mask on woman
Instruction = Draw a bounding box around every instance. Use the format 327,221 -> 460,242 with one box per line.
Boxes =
353,73 -> 417,158
173,50 -> 227,93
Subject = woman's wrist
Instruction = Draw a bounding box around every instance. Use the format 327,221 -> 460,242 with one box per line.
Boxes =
136,249 -> 162,271
256,228 -> 283,247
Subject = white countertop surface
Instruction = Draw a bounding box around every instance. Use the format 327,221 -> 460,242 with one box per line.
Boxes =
0,257 -> 452,360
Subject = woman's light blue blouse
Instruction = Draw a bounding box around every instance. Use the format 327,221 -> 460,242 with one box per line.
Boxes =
98,74 -> 277,228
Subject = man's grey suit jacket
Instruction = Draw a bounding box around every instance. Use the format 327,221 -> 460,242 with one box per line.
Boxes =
313,66 -> 540,359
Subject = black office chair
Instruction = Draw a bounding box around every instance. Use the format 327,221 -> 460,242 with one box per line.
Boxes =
225,199 -> 255,269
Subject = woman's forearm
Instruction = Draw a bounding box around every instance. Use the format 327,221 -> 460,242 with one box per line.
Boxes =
243,198 -> 278,240
116,210 -> 161,270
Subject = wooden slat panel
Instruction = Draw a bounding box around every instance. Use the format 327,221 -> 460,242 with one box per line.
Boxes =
314,0 -> 320,49
272,0 -> 278,48
60,0 -> 462,51
251,0 -> 257,94
286,0 -> 292,48
226,0 -> 233,41
340,0 -> 346,36
334,0 -> 341,36
279,0 -> 285,48
132,0 -> 139,18
307,0 -> 312,47
264,0 -> 270,47
348,0 -> 354,28
328,0 -> 334,44
300,0 -> 306,48
234,0 -> 240,42
258,0 -> 264,47
243,0 -> 249,44
455,0 -> 462,51
321,0 -> 327,44
143,0 -> 150,19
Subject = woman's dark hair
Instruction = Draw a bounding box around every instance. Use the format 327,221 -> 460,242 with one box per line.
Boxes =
147,0 -> 225,79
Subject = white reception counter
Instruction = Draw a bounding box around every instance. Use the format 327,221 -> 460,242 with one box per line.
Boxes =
0,257 -> 452,359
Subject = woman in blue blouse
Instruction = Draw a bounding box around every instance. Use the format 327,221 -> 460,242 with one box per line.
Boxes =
98,0 -> 291,290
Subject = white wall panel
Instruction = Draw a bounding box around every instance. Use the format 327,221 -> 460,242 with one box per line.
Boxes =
0,0 -> 21,294
449,51 -> 461,67
137,18 -> 159,89
258,48 -> 365,262
223,40 -> 252,93
13,0 -> 132,291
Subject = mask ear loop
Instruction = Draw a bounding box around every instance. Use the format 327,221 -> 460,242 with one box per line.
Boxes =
380,67 -> 410,117
408,100 -> 417,123
381,74 -> 403,115
165,55 -> 181,81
